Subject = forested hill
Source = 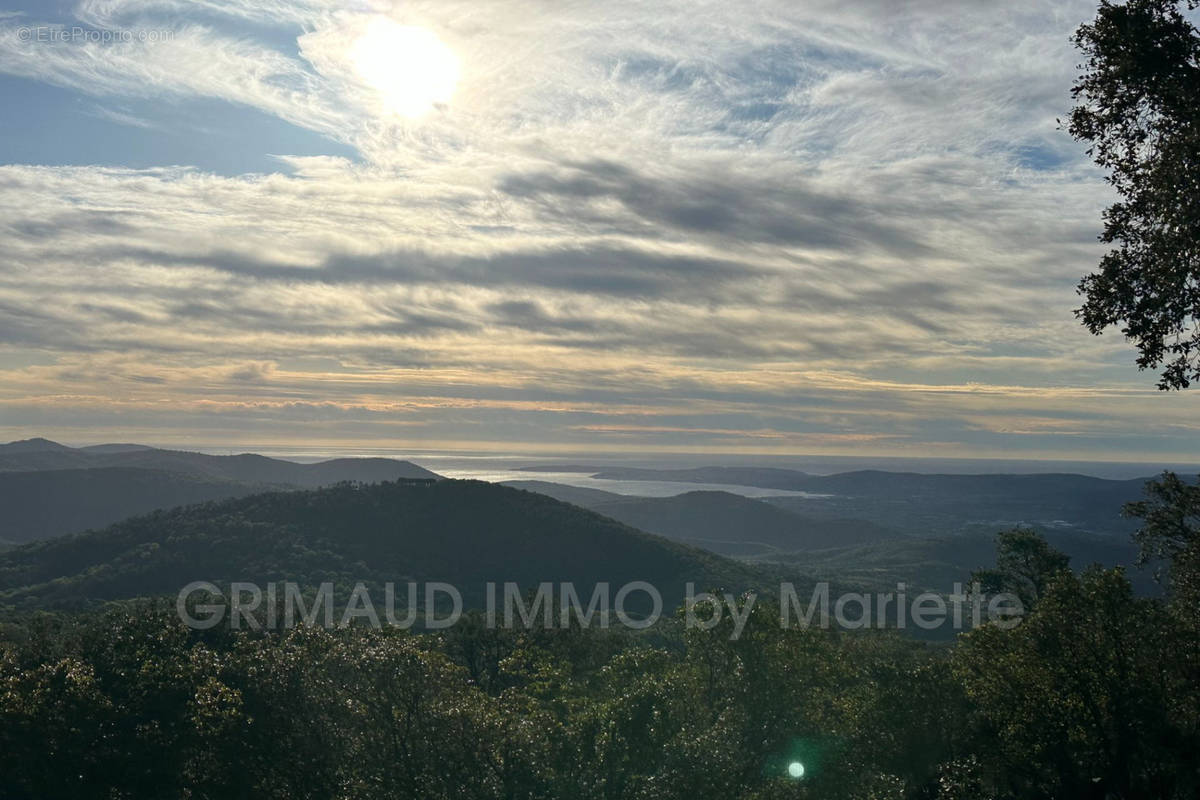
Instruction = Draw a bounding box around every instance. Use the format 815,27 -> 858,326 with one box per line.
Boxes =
0,438 -> 442,544
0,480 -> 763,612
0,468 -> 283,544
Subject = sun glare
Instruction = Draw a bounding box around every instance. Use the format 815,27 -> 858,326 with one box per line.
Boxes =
349,18 -> 459,118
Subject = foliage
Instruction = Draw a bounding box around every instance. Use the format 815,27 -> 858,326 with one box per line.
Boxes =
971,528 -> 1071,609
0,479 -> 762,613
1125,471 -> 1200,603
955,567 -> 1197,798
1069,0 -> 1200,388
2,529 -> 1198,800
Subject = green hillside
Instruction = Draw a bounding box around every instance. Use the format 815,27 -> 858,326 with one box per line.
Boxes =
0,480 -> 764,612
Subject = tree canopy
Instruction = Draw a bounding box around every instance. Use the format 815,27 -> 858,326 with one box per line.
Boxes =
1070,0 -> 1200,388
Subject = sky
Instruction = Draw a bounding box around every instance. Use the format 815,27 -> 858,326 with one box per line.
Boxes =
0,0 -> 1197,460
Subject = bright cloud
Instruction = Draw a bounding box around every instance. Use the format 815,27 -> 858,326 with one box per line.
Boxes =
0,0 -> 1195,458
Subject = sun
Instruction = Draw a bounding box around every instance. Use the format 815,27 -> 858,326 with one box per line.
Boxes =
349,18 -> 460,118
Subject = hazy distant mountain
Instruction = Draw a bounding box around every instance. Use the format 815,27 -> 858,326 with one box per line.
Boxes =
0,468 -> 283,545
517,465 -> 1153,538
0,480 -> 763,612
0,437 -> 77,455
78,443 -> 155,454
516,465 -> 814,490
522,464 -> 1153,499
591,491 -> 903,555
504,475 -> 1156,595
0,438 -> 439,485
502,480 -> 627,507
769,530 -> 1151,595
0,438 -> 441,544
504,480 -> 901,556
761,473 -> 1148,538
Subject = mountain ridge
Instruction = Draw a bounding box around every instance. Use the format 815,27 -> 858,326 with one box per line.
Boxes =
503,480 -> 903,556
0,438 -> 440,484
0,438 -> 442,544
0,479 -> 767,612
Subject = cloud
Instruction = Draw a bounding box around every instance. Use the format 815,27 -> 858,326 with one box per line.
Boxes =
2,0 -> 1193,458
227,361 -> 276,382
497,159 -> 933,255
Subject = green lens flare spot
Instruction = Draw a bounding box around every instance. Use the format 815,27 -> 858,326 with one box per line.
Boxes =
787,761 -> 805,779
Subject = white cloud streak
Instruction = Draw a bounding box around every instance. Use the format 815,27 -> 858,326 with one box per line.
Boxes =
1,0 -> 1195,457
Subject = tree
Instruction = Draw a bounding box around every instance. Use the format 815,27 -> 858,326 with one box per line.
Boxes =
1069,0 -> 1200,389
1125,471 -> 1200,605
956,567 -> 1196,798
971,528 -> 1071,609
